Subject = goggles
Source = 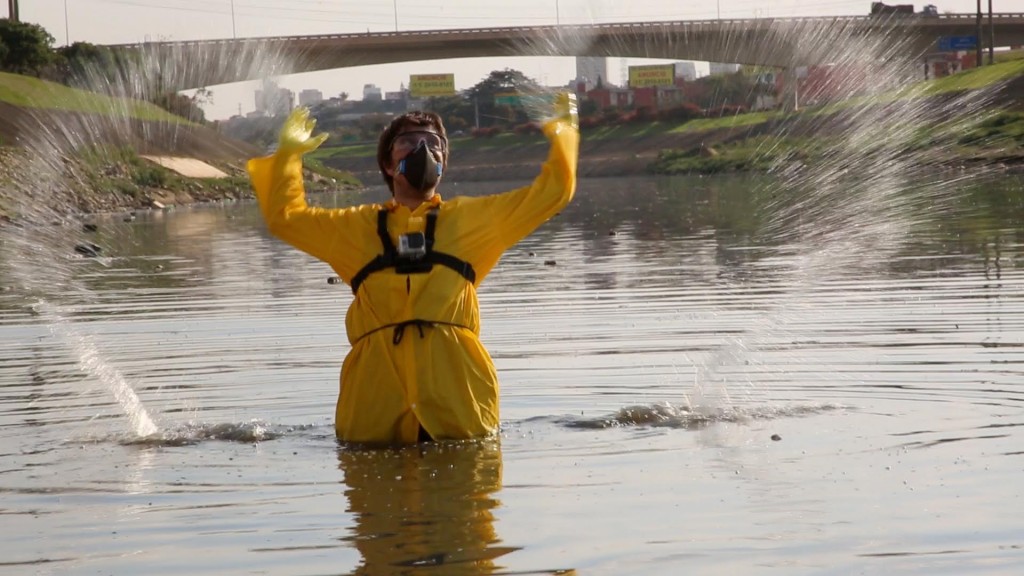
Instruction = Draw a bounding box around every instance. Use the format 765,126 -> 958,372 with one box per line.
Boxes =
391,130 -> 446,153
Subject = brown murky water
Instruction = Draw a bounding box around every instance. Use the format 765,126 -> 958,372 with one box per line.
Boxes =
1,174 -> 1022,575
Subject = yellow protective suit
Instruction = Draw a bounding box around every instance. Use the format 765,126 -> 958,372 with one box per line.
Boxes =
247,113 -> 578,444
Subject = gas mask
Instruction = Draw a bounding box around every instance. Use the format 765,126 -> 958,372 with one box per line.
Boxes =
397,141 -> 443,192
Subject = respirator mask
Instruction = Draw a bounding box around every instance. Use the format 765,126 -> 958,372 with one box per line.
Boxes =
394,131 -> 445,192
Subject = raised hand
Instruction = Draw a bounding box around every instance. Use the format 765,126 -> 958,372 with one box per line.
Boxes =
278,107 -> 329,156
552,92 -> 579,131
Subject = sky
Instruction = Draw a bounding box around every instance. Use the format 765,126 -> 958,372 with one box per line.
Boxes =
9,0 -> 1020,119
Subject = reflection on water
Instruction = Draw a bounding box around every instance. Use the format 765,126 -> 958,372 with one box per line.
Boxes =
0,174 -> 1022,574
338,440 -> 522,575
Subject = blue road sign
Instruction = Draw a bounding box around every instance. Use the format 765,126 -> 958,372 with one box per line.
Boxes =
939,35 -> 977,51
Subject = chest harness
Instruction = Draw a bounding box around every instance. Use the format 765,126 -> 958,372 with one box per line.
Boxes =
351,208 -> 477,345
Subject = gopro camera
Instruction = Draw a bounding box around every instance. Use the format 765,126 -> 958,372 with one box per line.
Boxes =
398,232 -> 427,259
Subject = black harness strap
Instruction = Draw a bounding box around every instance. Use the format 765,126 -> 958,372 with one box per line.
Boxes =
349,210 -> 396,293
351,318 -> 469,347
350,208 -> 476,294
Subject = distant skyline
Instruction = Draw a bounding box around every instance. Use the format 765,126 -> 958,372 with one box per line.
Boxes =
7,0 -> 1015,119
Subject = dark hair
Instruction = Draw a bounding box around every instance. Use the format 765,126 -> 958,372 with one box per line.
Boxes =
376,111 -> 449,192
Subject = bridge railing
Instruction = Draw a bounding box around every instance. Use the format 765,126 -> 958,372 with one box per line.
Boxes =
114,13 -> 1024,49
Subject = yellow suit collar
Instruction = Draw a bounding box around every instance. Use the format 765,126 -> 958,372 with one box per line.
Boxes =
384,194 -> 443,215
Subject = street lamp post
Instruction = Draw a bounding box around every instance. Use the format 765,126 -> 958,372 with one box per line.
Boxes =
63,0 -> 69,45
988,0 -> 995,65
231,0 -> 237,38
8,0 -> 18,21
975,0 -> 983,67
394,0 -> 399,31
555,0 -> 560,25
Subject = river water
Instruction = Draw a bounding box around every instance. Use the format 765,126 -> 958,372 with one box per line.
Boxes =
1,173 -> 1022,575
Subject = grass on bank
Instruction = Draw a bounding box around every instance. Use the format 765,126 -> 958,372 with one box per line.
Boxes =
73,146 -> 249,201
650,135 -> 815,174
919,58 -> 1024,96
654,58 -> 1024,174
0,72 -> 187,122
304,157 -> 362,187
71,147 -> 359,202
0,71 -> 361,214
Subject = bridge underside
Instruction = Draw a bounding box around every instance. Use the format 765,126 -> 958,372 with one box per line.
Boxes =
140,19 -> 1024,91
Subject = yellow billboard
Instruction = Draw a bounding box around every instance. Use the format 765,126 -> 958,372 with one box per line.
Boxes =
409,74 -> 456,98
628,64 -> 675,88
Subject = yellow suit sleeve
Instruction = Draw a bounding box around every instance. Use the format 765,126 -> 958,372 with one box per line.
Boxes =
471,115 -> 580,256
246,151 -> 367,278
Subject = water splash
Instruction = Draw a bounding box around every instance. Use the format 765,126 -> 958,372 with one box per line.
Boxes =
120,420 -> 291,447
515,16 -> 1012,415
0,40 -> 301,438
562,401 -> 844,430
29,299 -> 158,437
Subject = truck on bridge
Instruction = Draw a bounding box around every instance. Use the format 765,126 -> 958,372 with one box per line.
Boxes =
871,2 -> 915,15
870,3 -> 940,16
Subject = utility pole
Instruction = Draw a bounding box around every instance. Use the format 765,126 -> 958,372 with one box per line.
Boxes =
988,0 -> 995,65
8,0 -> 18,21
975,0 -> 983,68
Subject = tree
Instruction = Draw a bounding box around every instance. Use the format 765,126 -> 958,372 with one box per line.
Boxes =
0,19 -> 55,75
578,98 -> 599,119
425,95 -> 474,132
53,42 -> 117,87
692,72 -> 759,110
150,88 -> 211,123
355,112 -> 393,141
465,68 -> 541,128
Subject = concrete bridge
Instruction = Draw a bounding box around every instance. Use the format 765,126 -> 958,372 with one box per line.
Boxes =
120,13 -> 1024,91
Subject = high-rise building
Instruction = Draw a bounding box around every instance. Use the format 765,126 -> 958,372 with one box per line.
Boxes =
363,84 -> 383,101
254,79 -> 294,117
575,56 -> 609,89
298,89 -> 323,107
674,61 -> 698,81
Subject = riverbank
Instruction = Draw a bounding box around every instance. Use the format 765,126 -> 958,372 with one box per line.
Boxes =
319,64 -> 1024,181
0,98 -> 358,219
2,61 -> 1023,220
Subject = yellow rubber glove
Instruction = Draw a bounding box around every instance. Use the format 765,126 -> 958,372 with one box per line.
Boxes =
277,107 -> 329,156
552,91 -> 579,131
540,91 -> 578,137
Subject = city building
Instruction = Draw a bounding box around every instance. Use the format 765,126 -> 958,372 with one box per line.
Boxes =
254,79 -> 294,117
298,89 -> 323,107
583,85 -> 633,109
362,83 -> 383,101
708,62 -> 742,76
674,61 -> 698,81
575,56 -> 609,90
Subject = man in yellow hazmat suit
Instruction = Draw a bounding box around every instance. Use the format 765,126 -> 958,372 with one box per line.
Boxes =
248,94 -> 579,444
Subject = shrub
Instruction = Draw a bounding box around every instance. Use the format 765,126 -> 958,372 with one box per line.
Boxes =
471,126 -> 503,138
657,103 -> 703,122
513,122 -> 542,135
704,104 -> 749,118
